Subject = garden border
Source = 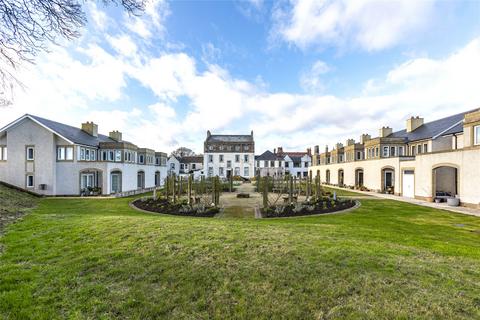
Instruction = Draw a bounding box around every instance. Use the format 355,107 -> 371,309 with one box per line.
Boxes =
255,200 -> 361,219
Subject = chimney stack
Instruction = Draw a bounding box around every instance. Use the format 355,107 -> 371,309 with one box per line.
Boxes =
335,143 -> 343,150
314,145 -> 319,154
81,121 -> 98,137
346,139 -> 355,146
379,126 -> 393,138
109,130 -> 122,142
306,148 -> 312,156
207,130 -> 211,138
277,147 -> 283,155
406,116 -> 424,133
325,145 -> 329,153
360,134 -> 371,144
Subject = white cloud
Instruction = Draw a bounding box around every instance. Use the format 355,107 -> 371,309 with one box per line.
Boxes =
300,60 -> 331,92
272,0 -> 435,51
88,3 -> 109,31
106,34 -> 138,57
125,0 -> 170,39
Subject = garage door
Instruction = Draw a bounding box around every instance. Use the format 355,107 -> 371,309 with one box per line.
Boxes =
402,170 -> 415,198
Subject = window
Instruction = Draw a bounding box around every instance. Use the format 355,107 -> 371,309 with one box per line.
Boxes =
115,150 -> 121,162
382,146 -> 389,157
26,147 -> 34,160
375,147 -> 379,157
26,175 -> 34,188
390,146 -> 396,157
208,155 -> 213,162
356,151 -> 362,160
244,145 -> 249,151
66,147 -> 73,160
139,154 -> 144,164
235,154 -> 240,162
108,151 -> 114,161
170,163 -> 175,169
219,154 -> 224,162
285,162 -> 289,168
192,164 -> 196,170
209,146 -> 213,151
219,167 -> 224,176
85,149 -> 90,161
244,167 -> 249,176
264,160 -> 269,168
475,125 -> 480,145
244,155 -> 249,162
417,145 -> 422,154
235,145 -> 240,151
398,146 -> 404,156
0,146 -> 7,160
411,146 -> 416,155
234,167 -> 240,176
219,145 -> 224,151
270,161 -> 275,167
423,143 -> 428,153
227,160 -> 232,168
256,161 -> 260,167
101,151 -> 107,161
57,147 -> 65,160
208,167 -> 213,176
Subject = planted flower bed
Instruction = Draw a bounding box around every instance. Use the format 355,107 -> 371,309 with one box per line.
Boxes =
133,198 -> 219,217
262,198 -> 356,218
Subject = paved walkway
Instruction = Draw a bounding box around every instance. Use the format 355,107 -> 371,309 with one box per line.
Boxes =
216,183 -> 260,218
324,185 -> 480,218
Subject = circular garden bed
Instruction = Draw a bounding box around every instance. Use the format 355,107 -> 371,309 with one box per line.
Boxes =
132,198 -> 219,217
261,198 -> 357,218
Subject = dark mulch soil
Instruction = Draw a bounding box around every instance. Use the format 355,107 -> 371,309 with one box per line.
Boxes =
133,198 -> 219,217
262,199 -> 356,218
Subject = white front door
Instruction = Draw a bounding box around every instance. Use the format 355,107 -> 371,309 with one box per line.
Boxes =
402,170 -> 415,198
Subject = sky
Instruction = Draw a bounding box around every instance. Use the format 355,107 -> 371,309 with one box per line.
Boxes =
1,0 -> 480,154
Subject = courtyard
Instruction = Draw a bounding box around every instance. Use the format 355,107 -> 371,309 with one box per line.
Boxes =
1,184 -> 480,319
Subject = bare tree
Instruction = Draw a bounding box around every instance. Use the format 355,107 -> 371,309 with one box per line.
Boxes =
171,147 -> 196,158
0,0 -> 146,106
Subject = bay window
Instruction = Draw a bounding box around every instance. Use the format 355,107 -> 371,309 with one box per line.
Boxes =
474,125 -> 480,145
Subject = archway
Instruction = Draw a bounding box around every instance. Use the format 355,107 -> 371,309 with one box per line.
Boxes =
154,171 -> 161,187
110,169 -> 122,194
433,165 -> 458,200
79,168 -> 103,195
381,167 -> 395,194
137,170 -> 145,189
338,169 -> 344,187
355,168 -> 364,188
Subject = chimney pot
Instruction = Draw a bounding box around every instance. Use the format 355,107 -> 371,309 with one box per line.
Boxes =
81,121 -> 98,137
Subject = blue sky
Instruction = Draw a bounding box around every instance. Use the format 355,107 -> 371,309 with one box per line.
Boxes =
2,0 -> 480,154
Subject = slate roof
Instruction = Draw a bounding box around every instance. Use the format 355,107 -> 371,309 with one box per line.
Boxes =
179,156 -> 203,164
255,150 -> 278,161
27,114 -> 116,147
389,110 -> 473,142
206,134 -> 253,143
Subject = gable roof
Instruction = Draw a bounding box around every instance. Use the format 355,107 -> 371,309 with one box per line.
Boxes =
389,110 -> 473,142
255,150 -> 278,161
206,134 -> 253,143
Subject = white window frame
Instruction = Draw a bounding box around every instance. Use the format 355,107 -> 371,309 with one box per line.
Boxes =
382,146 -> 389,157
219,154 -> 224,162
244,155 -> 249,162
398,146 -> 404,156
115,150 -> 121,162
26,174 -> 34,188
66,147 -> 73,160
390,146 -> 396,157
474,125 -> 479,145
423,143 -> 428,153
0,146 -> 6,160
235,154 -> 240,162
26,146 -> 35,161
219,167 -> 224,176
57,147 -> 65,160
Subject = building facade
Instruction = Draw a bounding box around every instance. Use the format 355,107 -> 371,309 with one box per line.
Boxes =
255,147 -> 312,177
203,130 -> 255,178
309,109 -> 480,208
0,114 -> 168,196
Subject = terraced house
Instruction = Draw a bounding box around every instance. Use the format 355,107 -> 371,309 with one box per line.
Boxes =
0,114 -> 168,196
309,109 -> 480,208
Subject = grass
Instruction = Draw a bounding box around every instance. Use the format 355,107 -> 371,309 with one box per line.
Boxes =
322,185 -> 367,197
0,184 -> 39,232
1,186 -> 480,319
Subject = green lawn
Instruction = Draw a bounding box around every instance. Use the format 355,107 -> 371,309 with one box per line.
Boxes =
1,189 -> 480,319
322,185 -> 367,197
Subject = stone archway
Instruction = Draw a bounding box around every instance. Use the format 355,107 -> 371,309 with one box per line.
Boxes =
110,169 -> 122,194
432,164 -> 459,200
381,166 -> 395,194
355,168 -> 364,188
338,169 -> 344,187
